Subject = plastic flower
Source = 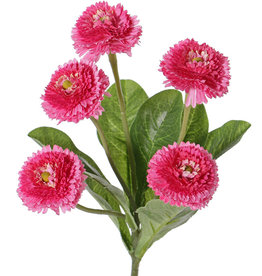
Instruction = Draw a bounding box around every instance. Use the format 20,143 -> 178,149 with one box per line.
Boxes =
41,59 -> 110,123
160,38 -> 230,107
72,1 -> 142,62
17,145 -> 87,214
147,142 -> 219,210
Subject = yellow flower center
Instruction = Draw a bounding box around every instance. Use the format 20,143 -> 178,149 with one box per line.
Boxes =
62,80 -> 73,90
93,9 -> 110,23
185,165 -> 193,173
99,14 -> 110,22
192,57 -> 203,62
41,171 -> 50,183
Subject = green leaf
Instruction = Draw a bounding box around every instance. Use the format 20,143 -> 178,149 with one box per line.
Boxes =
28,127 -> 103,176
204,120 -> 251,159
184,104 -> 209,146
86,173 -> 137,231
130,90 -> 184,206
135,199 -> 196,259
98,80 -> 148,190
86,176 -> 132,251
28,126 -> 134,250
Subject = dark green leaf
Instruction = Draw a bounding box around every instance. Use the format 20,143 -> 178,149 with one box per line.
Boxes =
130,90 -> 184,206
184,104 -> 209,146
98,80 -> 148,190
204,120 -> 251,159
135,199 -> 196,259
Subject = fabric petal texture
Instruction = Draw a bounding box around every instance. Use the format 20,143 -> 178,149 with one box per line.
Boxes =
72,1 -> 142,62
41,59 -> 110,123
17,145 -> 87,214
160,38 -> 231,107
147,142 -> 219,210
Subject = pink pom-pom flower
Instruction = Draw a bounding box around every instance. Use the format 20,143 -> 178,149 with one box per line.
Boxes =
41,59 -> 110,123
17,145 -> 87,215
147,142 -> 219,210
160,39 -> 231,107
72,1 -> 142,62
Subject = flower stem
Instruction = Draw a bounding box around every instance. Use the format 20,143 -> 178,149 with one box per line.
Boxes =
177,94 -> 191,144
108,53 -> 137,198
90,117 -> 136,212
130,229 -> 141,276
76,204 -> 125,218
131,256 -> 140,276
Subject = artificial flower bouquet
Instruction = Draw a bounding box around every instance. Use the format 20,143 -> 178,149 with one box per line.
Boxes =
17,2 -> 250,276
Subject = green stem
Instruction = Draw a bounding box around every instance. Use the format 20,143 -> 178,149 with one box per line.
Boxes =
131,256 -> 140,276
76,204 -> 125,218
90,117 -> 136,212
177,94 -> 191,144
108,53 -> 137,198
130,228 -> 141,276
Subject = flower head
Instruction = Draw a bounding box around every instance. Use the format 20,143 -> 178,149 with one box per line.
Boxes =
41,59 -> 110,123
160,39 -> 230,107
17,145 -> 87,214
72,1 -> 142,62
147,142 -> 219,210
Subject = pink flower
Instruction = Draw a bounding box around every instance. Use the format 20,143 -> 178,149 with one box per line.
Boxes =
17,145 -> 87,215
41,59 -> 110,123
160,39 -> 230,107
72,1 -> 142,62
147,142 -> 219,210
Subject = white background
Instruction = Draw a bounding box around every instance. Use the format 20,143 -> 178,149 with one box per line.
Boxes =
0,0 -> 261,275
